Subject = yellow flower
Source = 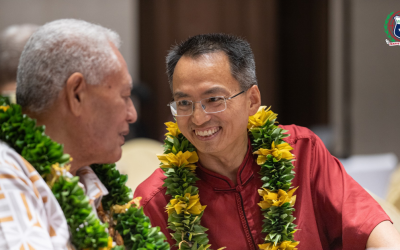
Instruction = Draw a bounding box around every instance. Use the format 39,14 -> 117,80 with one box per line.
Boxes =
157,151 -> 198,171
0,105 -> 9,112
112,203 -> 131,214
112,197 -> 143,214
248,106 -> 278,130
165,121 -> 181,137
254,142 -> 294,164
132,196 -> 142,207
258,241 -> 299,250
166,193 -> 207,215
46,163 -> 71,188
98,236 -> 114,250
258,187 -> 298,209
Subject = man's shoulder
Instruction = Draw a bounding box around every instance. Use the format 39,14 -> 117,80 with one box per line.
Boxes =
280,124 -> 318,146
0,141 -> 35,177
0,140 -> 15,155
134,168 -> 168,207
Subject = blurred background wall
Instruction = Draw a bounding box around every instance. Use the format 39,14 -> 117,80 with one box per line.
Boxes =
1,0 -> 400,198
0,0 -> 139,82
330,0 -> 400,158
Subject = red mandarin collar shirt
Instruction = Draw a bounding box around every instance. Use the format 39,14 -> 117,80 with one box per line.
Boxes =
134,125 -> 390,249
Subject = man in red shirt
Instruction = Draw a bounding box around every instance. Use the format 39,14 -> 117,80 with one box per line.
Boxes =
134,34 -> 400,249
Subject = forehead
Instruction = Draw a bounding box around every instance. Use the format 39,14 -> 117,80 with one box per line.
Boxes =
103,44 -> 132,89
172,52 -> 240,96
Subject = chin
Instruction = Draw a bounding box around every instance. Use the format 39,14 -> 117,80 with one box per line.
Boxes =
110,149 -> 123,163
192,141 -> 220,154
97,149 -> 122,165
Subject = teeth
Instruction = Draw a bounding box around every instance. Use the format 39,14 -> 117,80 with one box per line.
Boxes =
195,127 -> 219,137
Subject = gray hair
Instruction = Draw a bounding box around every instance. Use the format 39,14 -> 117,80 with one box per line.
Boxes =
0,24 -> 39,87
17,19 -> 121,113
166,33 -> 257,91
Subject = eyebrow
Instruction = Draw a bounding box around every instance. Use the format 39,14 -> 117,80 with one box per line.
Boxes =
202,86 -> 229,96
173,91 -> 190,98
173,86 -> 229,99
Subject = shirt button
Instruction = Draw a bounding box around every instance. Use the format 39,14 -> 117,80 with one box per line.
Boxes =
236,185 -> 243,192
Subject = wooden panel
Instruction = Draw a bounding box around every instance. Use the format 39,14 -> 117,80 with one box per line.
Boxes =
277,0 -> 329,127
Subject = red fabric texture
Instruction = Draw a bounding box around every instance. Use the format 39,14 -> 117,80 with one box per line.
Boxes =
134,125 -> 390,250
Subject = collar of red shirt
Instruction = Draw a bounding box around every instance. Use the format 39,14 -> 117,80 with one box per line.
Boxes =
195,138 -> 257,191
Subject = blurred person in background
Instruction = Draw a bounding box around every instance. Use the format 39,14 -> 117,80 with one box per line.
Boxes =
135,33 -> 400,250
0,24 -> 38,103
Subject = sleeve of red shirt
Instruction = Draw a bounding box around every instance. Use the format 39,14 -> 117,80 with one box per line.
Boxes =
310,132 -> 391,249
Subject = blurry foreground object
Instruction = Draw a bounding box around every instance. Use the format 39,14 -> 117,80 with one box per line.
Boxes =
340,153 -> 398,199
0,24 -> 38,102
387,165 -> 400,211
367,190 -> 400,233
116,138 -> 163,191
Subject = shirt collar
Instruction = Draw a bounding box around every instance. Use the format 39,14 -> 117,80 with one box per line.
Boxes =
76,166 -> 109,208
196,138 -> 256,190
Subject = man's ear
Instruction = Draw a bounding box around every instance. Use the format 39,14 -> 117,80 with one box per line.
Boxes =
247,85 -> 261,116
65,72 -> 87,117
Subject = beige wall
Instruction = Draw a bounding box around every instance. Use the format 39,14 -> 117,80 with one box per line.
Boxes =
0,0 -> 139,82
330,0 -> 400,158
351,0 -> 400,157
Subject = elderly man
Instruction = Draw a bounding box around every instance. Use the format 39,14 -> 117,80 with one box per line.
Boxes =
135,33 -> 400,250
0,19 -> 151,249
0,24 -> 38,102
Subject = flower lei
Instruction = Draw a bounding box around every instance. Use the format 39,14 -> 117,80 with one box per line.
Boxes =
0,96 -> 170,250
158,106 -> 299,250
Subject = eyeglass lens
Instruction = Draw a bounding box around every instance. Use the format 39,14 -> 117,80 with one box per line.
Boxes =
170,96 -> 227,116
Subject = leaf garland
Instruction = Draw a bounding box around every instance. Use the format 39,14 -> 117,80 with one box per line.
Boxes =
157,124 -> 214,250
91,163 -> 170,250
248,106 -> 299,250
91,164 -> 133,211
160,106 -> 299,250
0,95 -> 170,250
113,206 -> 170,250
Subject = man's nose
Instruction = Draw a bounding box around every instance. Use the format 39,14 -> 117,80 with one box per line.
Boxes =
191,102 -> 210,125
127,98 -> 137,123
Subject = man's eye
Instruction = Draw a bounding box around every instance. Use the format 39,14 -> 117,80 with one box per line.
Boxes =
207,97 -> 224,103
177,100 -> 191,106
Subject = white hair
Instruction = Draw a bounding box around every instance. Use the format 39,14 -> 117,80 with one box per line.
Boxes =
16,19 -> 121,113
0,24 -> 39,86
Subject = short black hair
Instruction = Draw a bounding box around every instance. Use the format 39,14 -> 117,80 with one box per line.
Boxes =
166,33 -> 257,91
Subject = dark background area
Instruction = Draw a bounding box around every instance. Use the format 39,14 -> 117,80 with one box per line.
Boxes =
138,0 -> 328,140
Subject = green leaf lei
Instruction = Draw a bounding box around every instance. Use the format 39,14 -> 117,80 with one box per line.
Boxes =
158,128 -> 210,250
159,106 -> 299,250
91,164 -> 170,250
0,95 -> 170,250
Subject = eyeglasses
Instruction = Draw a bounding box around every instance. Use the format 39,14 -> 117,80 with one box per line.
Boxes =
168,90 -> 245,117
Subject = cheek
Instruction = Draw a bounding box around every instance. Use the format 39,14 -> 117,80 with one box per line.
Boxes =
105,100 -> 126,121
177,119 -> 189,133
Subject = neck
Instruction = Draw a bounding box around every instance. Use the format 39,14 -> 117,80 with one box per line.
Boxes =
197,135 -> 248,185
25,107 -> 87,176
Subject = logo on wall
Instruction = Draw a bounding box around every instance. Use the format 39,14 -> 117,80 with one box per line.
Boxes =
385,11 -> 400,46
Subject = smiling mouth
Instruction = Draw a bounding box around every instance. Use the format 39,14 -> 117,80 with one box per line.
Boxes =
194,127 -> 220,137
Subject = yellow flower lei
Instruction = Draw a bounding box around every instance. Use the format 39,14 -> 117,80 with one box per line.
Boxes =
159,106 -> 299,249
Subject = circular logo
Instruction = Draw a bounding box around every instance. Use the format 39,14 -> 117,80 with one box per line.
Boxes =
385,10 -> 400,42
